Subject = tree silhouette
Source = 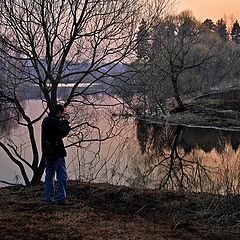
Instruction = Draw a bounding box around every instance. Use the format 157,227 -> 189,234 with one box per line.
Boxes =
0,0 -> 173,186
147,11 -> 217,111
202,18 -> 216,32
216,18 -> 228,42
231,20 -> 240,44
136,19 -> 151,63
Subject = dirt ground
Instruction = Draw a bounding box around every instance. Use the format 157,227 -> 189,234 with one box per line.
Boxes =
0,181 -> 240,240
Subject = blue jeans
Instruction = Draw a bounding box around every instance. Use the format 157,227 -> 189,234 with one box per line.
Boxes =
45,157 -> 67,203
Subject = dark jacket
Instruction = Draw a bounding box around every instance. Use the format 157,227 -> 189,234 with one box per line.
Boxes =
41,113 -> 71,160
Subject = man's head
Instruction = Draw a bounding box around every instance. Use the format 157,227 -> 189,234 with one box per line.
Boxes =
51,104 -> 65,118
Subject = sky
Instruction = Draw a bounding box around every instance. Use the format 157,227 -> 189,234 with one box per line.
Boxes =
177,0 -> 240,23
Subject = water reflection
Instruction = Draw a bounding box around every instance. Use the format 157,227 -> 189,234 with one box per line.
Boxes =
1,96 -> 240,194
132,120 -> 240,194
137,121 -> 240,154
0,97 -> 128,186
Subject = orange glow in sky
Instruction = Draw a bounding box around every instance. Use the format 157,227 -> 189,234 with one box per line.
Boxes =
178,0 -> 240,22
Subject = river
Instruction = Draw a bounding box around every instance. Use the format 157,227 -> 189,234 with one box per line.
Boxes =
1,97 -> 240,194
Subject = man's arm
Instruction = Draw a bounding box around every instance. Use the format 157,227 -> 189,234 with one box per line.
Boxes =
56,119 -> 71,138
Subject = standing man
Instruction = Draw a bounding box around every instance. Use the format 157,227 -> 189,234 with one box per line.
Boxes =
42,104 -> 71,204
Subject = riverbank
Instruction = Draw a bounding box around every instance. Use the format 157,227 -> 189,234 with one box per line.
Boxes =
162,90 -> 240,130
0,181 -> 240,240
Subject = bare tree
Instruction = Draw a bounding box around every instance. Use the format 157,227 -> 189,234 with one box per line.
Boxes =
135,11 -> 219,112
0,0 -> 173,185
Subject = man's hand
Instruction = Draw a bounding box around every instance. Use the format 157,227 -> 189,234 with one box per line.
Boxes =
64,113 -> 70,121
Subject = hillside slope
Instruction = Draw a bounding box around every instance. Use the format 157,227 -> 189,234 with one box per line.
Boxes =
0,181 -> 239,240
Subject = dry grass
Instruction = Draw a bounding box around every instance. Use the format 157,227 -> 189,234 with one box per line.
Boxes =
0,181 -> 240,239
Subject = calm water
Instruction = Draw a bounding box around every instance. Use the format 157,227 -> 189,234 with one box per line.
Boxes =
1,98 -> 240,194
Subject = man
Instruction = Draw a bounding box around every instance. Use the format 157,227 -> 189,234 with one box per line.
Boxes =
42,104 -> 71,204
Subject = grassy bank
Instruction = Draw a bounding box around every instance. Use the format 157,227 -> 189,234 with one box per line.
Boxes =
167,90 -> 240,129
0,181 -> 240,240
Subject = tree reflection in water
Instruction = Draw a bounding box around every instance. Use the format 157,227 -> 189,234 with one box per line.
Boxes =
2,101 -> 240,194
130,120 -> 240,194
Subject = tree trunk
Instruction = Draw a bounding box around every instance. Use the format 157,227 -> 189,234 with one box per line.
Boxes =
31,156 -> 45,185
172,77 -> 185,111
